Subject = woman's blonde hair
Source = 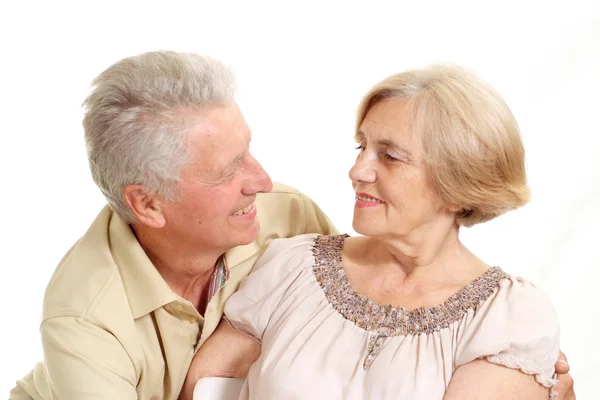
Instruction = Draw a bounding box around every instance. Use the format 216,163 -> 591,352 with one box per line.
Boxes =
356,65 -> 529,227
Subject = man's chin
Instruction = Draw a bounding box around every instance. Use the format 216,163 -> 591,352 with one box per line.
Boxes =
235,220 -> 261,246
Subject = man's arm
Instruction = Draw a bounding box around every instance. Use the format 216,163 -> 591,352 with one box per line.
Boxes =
35,316 -> 138,399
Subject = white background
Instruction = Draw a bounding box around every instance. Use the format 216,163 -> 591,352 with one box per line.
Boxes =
1,0 -> 598,397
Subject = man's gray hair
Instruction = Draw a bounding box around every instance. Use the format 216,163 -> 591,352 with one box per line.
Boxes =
82,50 -> 236,222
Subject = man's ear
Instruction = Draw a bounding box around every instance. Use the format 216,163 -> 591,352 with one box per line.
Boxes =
123,184 -> 166,228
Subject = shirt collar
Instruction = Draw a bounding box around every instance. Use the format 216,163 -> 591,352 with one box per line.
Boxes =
224,239 -> 261,269
107,207 -> 179,319
105,206 -> 262,318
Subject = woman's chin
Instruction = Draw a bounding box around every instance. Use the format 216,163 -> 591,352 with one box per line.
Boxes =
352,218 -> 380,236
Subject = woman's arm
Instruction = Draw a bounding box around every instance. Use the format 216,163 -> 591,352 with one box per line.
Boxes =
444,359 -> 550,400
178,319 -> 261,400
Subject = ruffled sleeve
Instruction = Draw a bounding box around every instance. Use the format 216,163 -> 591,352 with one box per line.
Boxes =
224,233 -> 318,341
455,276 -> 560,396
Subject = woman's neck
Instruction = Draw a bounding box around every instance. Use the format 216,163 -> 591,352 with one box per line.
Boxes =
366,223 -> 489,289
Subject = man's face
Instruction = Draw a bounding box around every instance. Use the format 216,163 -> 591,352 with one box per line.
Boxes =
160,102 -> 273,253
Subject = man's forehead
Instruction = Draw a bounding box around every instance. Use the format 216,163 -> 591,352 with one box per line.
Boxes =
185,117 -> 250,174
188,107 -> 251,145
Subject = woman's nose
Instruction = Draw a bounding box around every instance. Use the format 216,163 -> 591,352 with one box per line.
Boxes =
349,153 -> 376,184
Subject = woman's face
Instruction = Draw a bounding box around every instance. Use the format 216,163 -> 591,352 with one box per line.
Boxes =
349,97 -> 455,240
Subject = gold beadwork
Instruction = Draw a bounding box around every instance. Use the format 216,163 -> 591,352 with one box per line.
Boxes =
311,234 -> 510,368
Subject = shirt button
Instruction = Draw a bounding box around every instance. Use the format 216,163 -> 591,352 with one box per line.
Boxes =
189,317 -> 197,324
177,304 -> 184,311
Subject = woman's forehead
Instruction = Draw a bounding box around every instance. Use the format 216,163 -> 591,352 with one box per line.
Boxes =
359,103 -> 418,150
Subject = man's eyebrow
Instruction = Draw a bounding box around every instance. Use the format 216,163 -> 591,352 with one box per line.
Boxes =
230,135 -> 251,165
223,152 -> 244,172
232,152 -> 244,164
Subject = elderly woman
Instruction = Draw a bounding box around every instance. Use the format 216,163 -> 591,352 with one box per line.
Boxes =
182,65 -> 561,399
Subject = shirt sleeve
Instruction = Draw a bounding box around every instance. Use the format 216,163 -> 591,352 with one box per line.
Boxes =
455,277 -> 560,390
37,315 -> 138,399
224,234 -> 317,341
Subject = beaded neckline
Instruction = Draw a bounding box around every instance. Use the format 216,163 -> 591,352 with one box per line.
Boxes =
311,234 -> 510,337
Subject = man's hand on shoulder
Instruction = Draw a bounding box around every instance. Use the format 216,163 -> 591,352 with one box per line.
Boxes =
554,352 -> 576,400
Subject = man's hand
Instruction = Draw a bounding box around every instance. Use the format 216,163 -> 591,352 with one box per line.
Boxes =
554,352 -> 575,400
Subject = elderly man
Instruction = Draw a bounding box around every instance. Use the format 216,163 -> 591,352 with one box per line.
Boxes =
10,51 -> 574,400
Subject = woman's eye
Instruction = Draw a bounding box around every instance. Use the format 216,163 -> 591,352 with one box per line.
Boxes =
383,153 -> 399,161
355,145 -> 365,151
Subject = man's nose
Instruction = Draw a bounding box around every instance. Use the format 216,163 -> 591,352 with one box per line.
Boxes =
242,153 -> 273,195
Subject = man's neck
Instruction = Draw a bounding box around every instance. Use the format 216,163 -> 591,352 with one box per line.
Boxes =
131,224 -> 225,312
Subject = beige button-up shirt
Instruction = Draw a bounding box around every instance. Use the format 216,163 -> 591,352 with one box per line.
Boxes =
10,183 -> 337,400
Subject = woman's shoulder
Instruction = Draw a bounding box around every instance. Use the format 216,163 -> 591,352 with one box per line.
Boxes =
456,272 -> 560,389
462,270 -> 560,340
483,273 -> 558,323
254,233 -> 348,273
458,271 -> 560,362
